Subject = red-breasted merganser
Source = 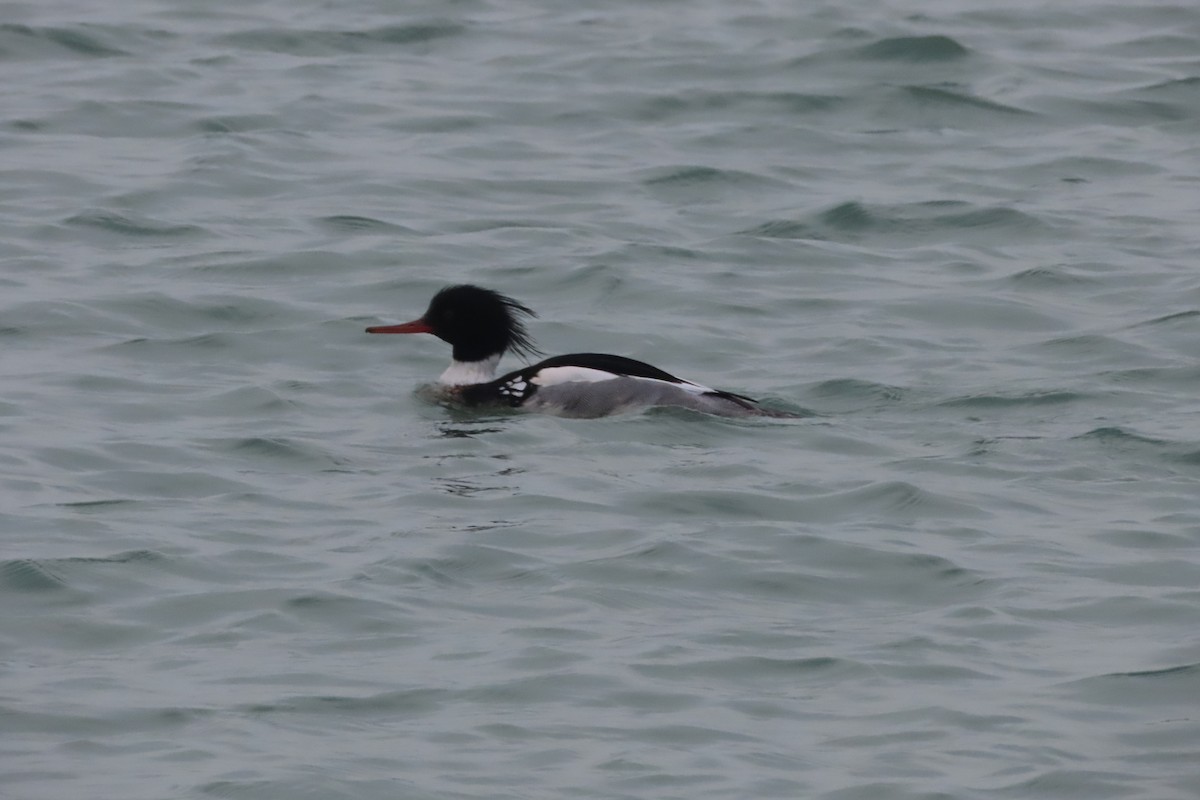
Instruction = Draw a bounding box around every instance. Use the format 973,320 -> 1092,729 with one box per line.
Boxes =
366,284 -> 788,418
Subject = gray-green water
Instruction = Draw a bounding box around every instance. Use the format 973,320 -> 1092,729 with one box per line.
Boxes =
4,1 -> 1200,798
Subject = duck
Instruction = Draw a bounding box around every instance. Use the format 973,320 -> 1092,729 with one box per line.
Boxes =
366,284 -> 789,418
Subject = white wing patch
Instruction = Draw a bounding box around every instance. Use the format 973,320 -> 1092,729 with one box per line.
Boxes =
497,377 -> 530,399
531,366 -> 716,394
530,366 -> 622,386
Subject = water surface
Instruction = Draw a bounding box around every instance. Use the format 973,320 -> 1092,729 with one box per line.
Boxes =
3,1 -> 1200,798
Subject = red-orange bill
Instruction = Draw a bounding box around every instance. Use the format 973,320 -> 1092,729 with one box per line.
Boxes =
365,319 -> 433,334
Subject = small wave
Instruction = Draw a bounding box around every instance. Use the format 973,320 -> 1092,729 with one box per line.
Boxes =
0,559 -> 69,592
64,210 -> 206,239
1063,661 -> 1200,710
857,35 -> 971,62
1074,426 -> 1200,469
219,22 -> 464,55
808,378 -> 908,404
242,688 -> 446,716
902,85 -> 1034,116
56,498 -> 138,510
0,23 -> 128,58
316,215 -> 417,234
633,655 -> 867,683
817,481 -> 987,521
641,165 -> 788,189
1128,75 -> 1200,97
1007,266 -> 1098,287
1076,426 -> 1164,445
1105,663 -> 1200,680
1129,309 -> 1200,328
819,201 -> 876,231
738,219 -> 822,240
193,114 -> 280,134
941,390 -> 1083,409
60,550 -> 165,564
744,200 -> 1053,243
632,90 -> 844,122
202,436 -> 347,469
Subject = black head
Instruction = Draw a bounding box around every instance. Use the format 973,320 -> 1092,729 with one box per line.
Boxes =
368,284 -> 539,363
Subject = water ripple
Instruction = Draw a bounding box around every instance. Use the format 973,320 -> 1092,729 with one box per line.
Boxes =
857,35 -> 972,62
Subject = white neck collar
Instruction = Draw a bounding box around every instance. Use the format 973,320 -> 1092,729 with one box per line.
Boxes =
438,355 -> 501,386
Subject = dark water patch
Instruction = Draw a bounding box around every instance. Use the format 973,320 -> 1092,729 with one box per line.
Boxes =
744,200 -> 1055,244
82,469 -> 257,499
63,210 -> 206,240
1133,75 -> 1200,98
191,386 -> 299,417
1064,663 -> 1200,709
632,89 -> 845,122
1094,529 -> 1197,550
6,298 -> 154,339
994,768 -> 1150,798
1028,334 -> 1155,370
201,777 -> 411,799
630,489 -> 802,522
929,205 -> 1052,231
1007,266 -> 1099,287
316,215 -> 417,234
5,705 -> 211,737
737,218 -> 822,240
1128,309 -> 1200,328
59,550 -> 165,564
818,200 -> 876,232
194,114 -> 280,134
439,218 -> 565,234
388,113 -> 489,133
110,331 -> 238,354
1075,426 -> 1167,447
0,23 -> 129,58
880,662 -> 998,683
34,443 -> 126,473
219,22 -> 465,56
29,98 -> 201,138
901,85 -> 1034,116
244,688 -> 446,717
1097,557 -> 1200,589
616,242 -> 706,261
463,673 -> 620,705
807,481 -> 988,523
201,436 -> 347,469
400,544 -> 552,589
1013,155 -> 1162,182
1051,96 -> 1192,125
1075,426 -> 1200,470
0,559 -> 69,592
189,251 -> 351,280
807,378 -> 908,407
633,655 -> 868,684
56,498 -> 139,511
941,390 -> 1084,409
96,292 -> 299,331
857,35 -> 971,62
640,165 -> 789,190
